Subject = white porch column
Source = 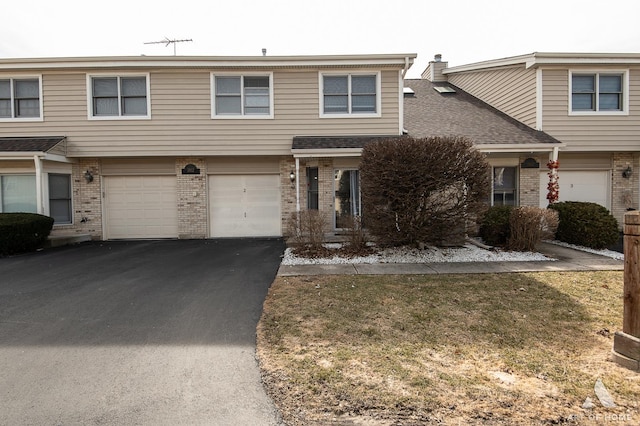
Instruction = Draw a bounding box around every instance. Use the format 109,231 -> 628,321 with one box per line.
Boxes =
295,157 -> 300,213
33,154 -> 44,214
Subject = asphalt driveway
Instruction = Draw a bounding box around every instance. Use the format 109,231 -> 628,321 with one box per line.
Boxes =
0,238 -> 286,425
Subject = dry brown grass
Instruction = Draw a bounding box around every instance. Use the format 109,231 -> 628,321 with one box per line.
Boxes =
257,272 -> 640,425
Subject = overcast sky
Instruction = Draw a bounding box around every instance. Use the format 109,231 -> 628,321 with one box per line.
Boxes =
2,0 -> 639,78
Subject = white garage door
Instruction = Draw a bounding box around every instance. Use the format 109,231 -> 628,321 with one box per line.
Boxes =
104,176 -> 178,239
539,170 -> 610,208
209,174 -> 281,237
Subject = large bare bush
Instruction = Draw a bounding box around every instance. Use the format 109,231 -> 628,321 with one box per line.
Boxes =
507,206 -> 559,252
360,137 -> 490,247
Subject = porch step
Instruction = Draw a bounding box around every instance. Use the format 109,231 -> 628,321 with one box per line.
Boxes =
46,234 -> 92,248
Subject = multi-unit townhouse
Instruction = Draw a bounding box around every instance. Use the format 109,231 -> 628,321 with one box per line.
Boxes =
424,53 -> 640,225
0,53 -> 416,240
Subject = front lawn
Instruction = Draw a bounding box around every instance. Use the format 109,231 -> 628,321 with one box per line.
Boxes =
257,272 -> 639,425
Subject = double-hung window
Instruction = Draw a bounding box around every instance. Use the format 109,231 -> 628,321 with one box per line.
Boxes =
212,74 -> 273,118
570,71 -> 627,114
88,74 -> 150,119
0,77 -> 42,120
48,174 -> 72,224
492,167 -> 517,206
320,72 -> 380,117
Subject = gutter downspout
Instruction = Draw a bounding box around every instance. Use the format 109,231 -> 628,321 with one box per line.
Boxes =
33,154 -> 44,214
401,56 -> 410,78
399,56 -> 410,135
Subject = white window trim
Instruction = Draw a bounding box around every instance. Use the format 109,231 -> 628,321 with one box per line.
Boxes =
210,72 -> 274,119
491,165 -> 519,207
86,73 -> 151,120
568,69 -> 629,116
319,71 -> 382,119
45,172 -> 73,225
0,75 -> 44,122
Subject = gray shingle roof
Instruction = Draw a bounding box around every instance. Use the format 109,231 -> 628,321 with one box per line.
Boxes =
0,136 -> 66,152
292,135 -> 400,150
403,80 -> 561,146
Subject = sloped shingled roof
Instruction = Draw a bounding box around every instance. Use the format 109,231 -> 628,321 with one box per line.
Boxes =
0,136 -> 66,152
403,80 -> 561,146
292,135 -> 400,150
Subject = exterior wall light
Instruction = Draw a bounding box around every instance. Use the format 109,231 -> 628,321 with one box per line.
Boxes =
289,170 -> 296,183
623,166 -> 633,179
84,170 -> 94,183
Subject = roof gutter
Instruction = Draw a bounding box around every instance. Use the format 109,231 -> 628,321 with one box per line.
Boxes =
475,143 -> 565,153
292,148 -> 363,158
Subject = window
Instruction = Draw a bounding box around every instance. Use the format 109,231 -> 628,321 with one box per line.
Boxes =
320,73 -> 380,117
49,174 -> 72,224
334,169 -> 360,228
492,167 -> 517,206
307,167 -> 319,210
0,77 -> 42,120
212,74 -> 273,118
0,175 -> 37,213
571,72 -> 626,113
88,74 -> 150,119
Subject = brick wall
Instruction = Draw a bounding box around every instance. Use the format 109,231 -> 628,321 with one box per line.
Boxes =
519,156 -> 541,207
281,157 -> 335,235
611,152 -> 639,226
176,158 -> 208,239
52,158 -> 103,239
280,158 -> 297,235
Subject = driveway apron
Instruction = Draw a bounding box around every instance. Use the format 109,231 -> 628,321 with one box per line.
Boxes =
0,239 -> 286,425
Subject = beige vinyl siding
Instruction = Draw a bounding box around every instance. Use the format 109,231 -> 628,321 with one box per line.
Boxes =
447,65 -> 537,128
207,156 -> 280,174
101,158 -> 176,175
554,153 -> 612,170
0,69 -> 401,158
541,68 -> 640,152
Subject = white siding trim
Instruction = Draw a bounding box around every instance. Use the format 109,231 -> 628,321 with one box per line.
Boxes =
536,68 -> 543,130
398,70 -> 404,134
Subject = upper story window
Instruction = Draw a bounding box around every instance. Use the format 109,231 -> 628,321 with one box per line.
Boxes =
212,73 -> 273,118
0,77 -> 42,121
570,71 -> 628,114
320,72 -> 380,117
87,74 -> 150,119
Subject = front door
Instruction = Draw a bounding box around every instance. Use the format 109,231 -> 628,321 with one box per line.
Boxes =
334,169 -> 360,229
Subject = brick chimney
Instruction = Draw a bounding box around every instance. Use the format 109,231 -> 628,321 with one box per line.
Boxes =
421,54 -> 448,82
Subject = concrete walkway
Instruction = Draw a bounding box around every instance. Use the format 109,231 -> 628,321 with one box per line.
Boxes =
277,242 -> 624,276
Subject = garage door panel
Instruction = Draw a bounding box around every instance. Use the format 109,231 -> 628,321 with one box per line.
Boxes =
105,176 -> 178,239
540,171 -> 609,208
209,174 -> 281,237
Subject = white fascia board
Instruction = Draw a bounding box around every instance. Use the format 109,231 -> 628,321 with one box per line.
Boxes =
292,148 -> 362,158
444,52 -> 640,74
43,153 -> 73,163
443,53 -> 536,74
475,143 -> 564,153
0,152 -> 45,159
0,54 -> 417,71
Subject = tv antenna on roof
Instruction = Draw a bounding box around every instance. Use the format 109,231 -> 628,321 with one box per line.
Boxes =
144,37 -> 193,56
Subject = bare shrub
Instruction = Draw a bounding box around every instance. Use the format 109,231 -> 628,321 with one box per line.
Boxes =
507,206 -> 559,252
285,210 -> 327,255
360,136 -> 490,247
340,215 -> 370,255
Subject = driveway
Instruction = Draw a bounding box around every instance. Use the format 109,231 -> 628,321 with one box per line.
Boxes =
0,239 -> 286,425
